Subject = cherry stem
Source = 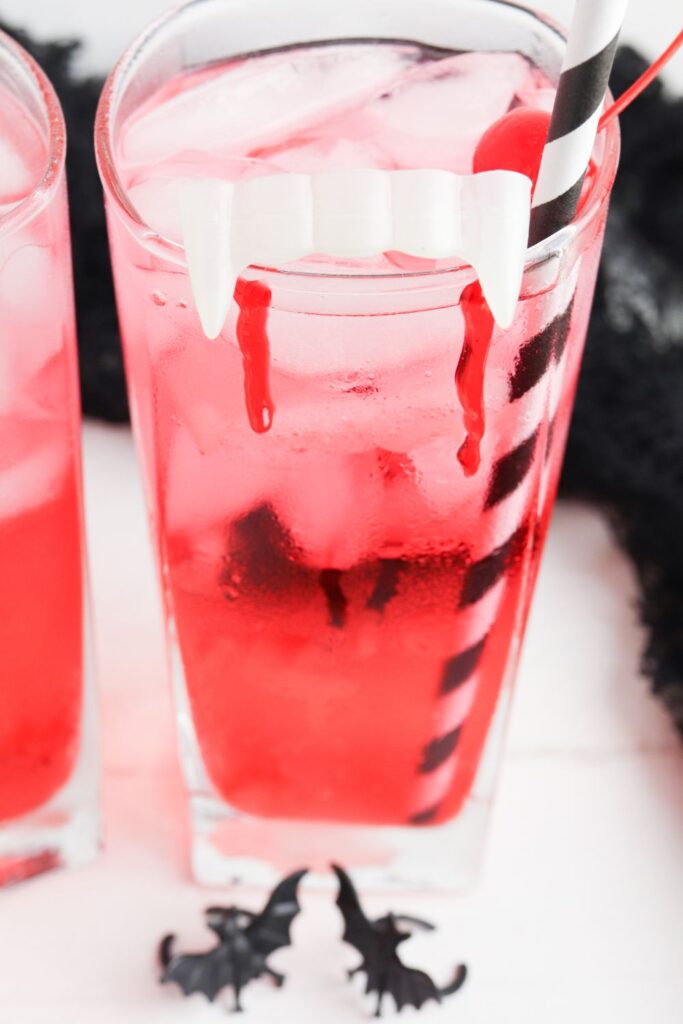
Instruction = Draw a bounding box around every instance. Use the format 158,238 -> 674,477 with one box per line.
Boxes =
600,30 -> 683,131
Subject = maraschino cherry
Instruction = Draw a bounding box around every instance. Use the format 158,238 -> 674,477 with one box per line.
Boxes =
472,106 -> 551,186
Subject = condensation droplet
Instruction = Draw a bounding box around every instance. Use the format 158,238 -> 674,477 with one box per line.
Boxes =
151,291 -> 167,307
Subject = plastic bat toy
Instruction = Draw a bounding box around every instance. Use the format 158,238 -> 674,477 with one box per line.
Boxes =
159,869 -> 307,1012
333,864 -> 467,1016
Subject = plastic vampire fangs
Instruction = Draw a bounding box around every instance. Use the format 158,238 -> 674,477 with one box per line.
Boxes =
333,864 -> 468,1016
159,869 -> 307,1012
179,167 -> 532,338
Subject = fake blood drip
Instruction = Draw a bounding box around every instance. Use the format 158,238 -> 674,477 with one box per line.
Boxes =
455,281 -> 496,476
453,107 -> 553,476
234,278 -> 275,433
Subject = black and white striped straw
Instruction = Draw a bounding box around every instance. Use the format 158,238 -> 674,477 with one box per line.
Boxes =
529,0 -> 629,246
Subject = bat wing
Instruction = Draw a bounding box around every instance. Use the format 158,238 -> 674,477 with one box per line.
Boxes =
332,864 -> 380,967
245,869 -> 307,958
159,935 -> 233,1002
386,960 -> 441,1012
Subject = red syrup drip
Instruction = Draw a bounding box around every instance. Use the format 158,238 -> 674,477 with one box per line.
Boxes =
455,280 -> 496,477
233,278 -> 275,433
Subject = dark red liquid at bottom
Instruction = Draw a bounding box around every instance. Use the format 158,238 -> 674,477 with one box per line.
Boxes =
168,503 -> 536,827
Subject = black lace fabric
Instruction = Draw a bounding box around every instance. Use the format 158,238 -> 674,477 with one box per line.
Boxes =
2,23 -> 682,734
561,49 -> 683,736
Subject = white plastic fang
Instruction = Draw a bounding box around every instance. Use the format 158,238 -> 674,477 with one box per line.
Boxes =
179,168 -> 532,338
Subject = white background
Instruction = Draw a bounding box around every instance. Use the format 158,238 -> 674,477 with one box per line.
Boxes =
0,0 -> 682,86
1,2 -> 683,1023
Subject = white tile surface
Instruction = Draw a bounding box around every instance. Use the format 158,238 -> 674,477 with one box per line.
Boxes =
510,504 -> 676,754
1,421 -> 682,1023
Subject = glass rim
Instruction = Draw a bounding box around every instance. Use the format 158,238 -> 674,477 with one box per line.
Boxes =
0,27 -> 67,237
95,0 -> 621,282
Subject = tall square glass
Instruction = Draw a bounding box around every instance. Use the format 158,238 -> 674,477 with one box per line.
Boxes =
96,0 -> 619,891
0,29 -> 99,885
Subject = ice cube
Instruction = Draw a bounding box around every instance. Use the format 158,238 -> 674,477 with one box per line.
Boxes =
0,134 -> 41,205
513,61 -> 556,112
405,429 -> 516,558
0,244 -> 57,318
263,291 -> 454,379
164,426 -> 278,535
0,91 -> 45,198
0,423 -> 69,519
275,450 -> 384,569
270,369 -> 382,455
122,45 -> 415,168
0,245 -> 69,417
0,346 -> 70,422
256,136 -> 396,175
368,52 -> 531,172
410,435 -> 480,522
157,329 -> 246,454
267,307 -> 462,454
126,177 -> 186,240
367,359 -> 461,453
125,155 -> 282,240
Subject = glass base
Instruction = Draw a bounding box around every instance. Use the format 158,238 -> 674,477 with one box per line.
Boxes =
0,804 -> 99,888
191,792 -> 489,893
172,638 -> 514,893
0,596 -> 100,888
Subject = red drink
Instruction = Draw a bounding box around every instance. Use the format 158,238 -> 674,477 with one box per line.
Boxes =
98,0 -> 619,888
0,32 -> 96,882
0,435 -> 83,823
